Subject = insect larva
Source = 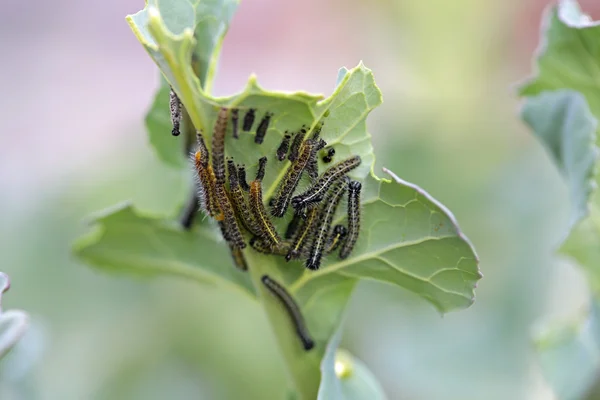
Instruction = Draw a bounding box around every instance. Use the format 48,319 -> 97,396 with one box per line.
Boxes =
271,140 -> 316,218
228,243 -> 248,271
322,147 -> 335,163
309,121 -> 324,141
212,107 -> 228,184
305,178 -> 348,270
255,112 -> 273,144
215,182 -> 246,248
326,224 -> 347,254
255,156 -> 267,181
261,275 -> 315,351
193,141 -> 222,219
288,129 -> 305,162
243,108 -> 256,131
180,192 -> 200,230
249,157 -> 282,246
286,206 -> 319,261
305,139 -> 327,182
231,108 -> 239,139
339,180 -> 361,259
276,133 -> 291,161
292,155 -> 361,211
227,160 -> 260,236
169,87 -> 182,137
238,165 -> 250,192
284,212 -> 303,239
250,237 -> 291,256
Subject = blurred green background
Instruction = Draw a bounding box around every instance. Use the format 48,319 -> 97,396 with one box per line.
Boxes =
2,0 -> 599,399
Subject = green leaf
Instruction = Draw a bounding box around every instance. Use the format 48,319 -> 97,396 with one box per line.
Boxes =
127,0 -> 238,91
318,326 -> 387,400
0,272 -> 28,360
519,2 -> 600,397
535,298 -> 600,400
518,1 -> 600,287
73,203 -> 256,299
521,90 -> 598,228
519,0 -> 600,125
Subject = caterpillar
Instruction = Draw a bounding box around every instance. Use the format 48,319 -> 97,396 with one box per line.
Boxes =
231,108 -> 239,139
180,192 -> 200,230
212,107 -> 228,184
215,182 -> 246,248
169,87 -> 182,137
292,155 -> 361,211
271,140 -> 317,218
228,243 -> 248,271
305,138 -> 327,182
227,160 -> 260,236
193,133 -> 222,220
243,108 -> 256,131
339,180 -> 361,259
261,275 -> 315,351
255,112 -> 273,144
305,177 -> 348,270
237,165 -> 250,192
286,206 -> 319,261
249,157 -> 282,246
288,128 -> 306,162
276,133 -> 292,161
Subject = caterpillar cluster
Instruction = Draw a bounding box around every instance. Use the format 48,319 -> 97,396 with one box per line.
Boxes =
173,103 -> 363,351
180,104 -> 363,271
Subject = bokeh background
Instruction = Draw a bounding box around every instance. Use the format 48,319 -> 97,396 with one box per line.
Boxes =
2,0 -> 600,399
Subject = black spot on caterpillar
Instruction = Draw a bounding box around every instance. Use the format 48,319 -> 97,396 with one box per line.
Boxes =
277,133 -> 291,161
169,87 -> 182,136
231,108 -> 239,139
271,140 -> 317,218
322,147 -> 335,163
305,177 -> 348,270
212,108 -> 228,184
238,165 -> 250,192
326,224 -> 347,254
286,206 -> 319,261
227,160 -> 260,236
255,112 -> 273,144
243,108 -> 256,131
292,155 -> 361,212
249,157 -> 282,246
261,275 -> 314,351
339,180 -> 361,259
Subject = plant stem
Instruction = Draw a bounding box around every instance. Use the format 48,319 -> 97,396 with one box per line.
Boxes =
245,250 -> 321,400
